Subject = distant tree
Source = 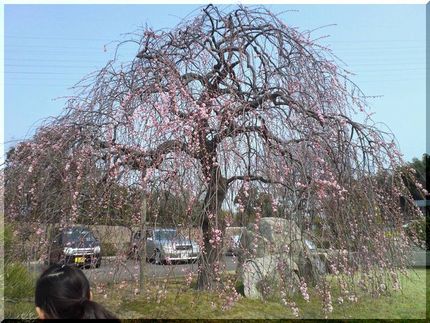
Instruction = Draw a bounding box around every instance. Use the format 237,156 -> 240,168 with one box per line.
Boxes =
234,184 -> 277,226
234,184 -> 260,226
402,153 -> 428,200
258,191 -> 275,218
147,188 -> 203,226
400,154 -> 429,250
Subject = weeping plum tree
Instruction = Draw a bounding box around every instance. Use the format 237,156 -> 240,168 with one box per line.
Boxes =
4,4 -> 425,308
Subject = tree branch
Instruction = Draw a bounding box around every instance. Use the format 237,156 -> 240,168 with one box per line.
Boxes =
226,174 -> 292,190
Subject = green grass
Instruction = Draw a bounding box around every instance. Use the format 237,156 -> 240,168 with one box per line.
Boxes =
4,268 -> 427,320
94,268 -> 427,320
295,268 -> 427,319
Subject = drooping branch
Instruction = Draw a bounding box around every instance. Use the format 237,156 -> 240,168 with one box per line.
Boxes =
94,139 -> 196,170
226,174 -> 294,190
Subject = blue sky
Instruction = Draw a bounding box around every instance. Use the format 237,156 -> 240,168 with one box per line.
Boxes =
4,4 -> 426,162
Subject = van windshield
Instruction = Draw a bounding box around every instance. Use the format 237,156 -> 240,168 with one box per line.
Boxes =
63,228 -> 96,242
154,230 -> 177,241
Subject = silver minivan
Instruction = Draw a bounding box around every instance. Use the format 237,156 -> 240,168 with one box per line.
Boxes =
131,228 -> 200,264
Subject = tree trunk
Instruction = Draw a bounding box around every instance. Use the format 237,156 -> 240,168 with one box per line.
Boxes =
197,168 -> 228,290
139,190 -> 148,293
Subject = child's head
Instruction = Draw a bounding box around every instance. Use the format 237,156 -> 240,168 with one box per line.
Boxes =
35,264 -> 118,320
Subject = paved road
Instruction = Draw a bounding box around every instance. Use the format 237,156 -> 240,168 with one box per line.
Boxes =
27,256 -> 239,284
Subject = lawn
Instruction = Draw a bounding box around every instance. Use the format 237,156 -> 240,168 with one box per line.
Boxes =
93,268 -> 427,320
4,267 -> 427,320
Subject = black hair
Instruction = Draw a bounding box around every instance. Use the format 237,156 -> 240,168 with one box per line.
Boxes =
35,264 -> 119,320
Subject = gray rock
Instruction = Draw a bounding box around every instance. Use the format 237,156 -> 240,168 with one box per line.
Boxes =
242,254 -> 300,299
239,218 -> 303,258
239,217 -> 325,299
296,251 -> 327,285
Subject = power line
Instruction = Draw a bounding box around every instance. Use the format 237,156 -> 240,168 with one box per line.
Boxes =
6,64 -> 102,68
4,66 -> 426,76
5,58 -> 109,63
5,60 -> 425,66
6,76 -> 425,86
5,35 -> 114,42
6,34 -> 424,43
5,71 -> 91,75
321,39 -> 425,44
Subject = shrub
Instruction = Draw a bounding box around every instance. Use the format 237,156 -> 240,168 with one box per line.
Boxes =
5,262 -> 35,300
235,280 -> 245,296
3,224 -> 38,319
4,223 -> 15,262
3,222 -> 31,262
404,218 -> 427,250
4,223 -> 36,303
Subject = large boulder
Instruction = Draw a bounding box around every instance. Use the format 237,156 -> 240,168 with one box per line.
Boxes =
296,251 -> 328,285
242,255 -> 300,299
238,218 -> 303,260
238,217 -> 326,299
